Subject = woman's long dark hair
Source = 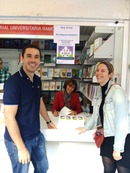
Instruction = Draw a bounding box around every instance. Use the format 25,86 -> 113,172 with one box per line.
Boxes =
63,79 -> 77,92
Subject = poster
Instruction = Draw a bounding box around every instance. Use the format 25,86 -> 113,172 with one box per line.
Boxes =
54,25 -> 79,64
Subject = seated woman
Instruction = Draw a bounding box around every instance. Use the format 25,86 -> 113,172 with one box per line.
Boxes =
52,79 -> 82,116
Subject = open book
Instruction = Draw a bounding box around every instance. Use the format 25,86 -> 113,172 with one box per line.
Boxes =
59,106 -> 71,115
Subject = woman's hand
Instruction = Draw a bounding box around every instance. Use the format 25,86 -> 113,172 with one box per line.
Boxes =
113,150 -> 122,161
70,110 -> 77,115
76,127 -> 86,134
53,111 -> 59,117
96,128 -> 104,134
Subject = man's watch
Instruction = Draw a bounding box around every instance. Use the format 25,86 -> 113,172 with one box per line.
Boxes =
46,120 -> 52,124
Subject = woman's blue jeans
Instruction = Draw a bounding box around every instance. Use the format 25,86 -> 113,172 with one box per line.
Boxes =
4,132 -> 49,173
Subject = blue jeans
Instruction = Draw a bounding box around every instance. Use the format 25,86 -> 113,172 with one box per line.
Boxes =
4,132 -> 49,173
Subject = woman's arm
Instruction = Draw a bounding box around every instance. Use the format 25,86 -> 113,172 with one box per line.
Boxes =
52,92 -> 60,113
52,91 -> 64,116
113,87 -> 128,152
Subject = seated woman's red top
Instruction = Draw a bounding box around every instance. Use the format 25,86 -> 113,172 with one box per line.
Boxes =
52,91 -> 82,114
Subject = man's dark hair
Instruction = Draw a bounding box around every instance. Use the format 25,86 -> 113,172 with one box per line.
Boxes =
22,44 -> 42,59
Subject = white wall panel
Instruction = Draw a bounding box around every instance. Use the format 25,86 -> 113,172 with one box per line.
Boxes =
0,0 -> 129,20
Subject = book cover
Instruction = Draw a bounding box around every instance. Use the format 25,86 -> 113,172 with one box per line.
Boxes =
42,68 -> 48,78
88,66 -> 93,78
13,39 -> 22,49
53,68 -> 60,77
0,39 -> 4,48
89,44 -> 94,56
55,81 -> 62,90
72,69 -> 79,78
45,40 -> 56,50
61,81 -> 65,90
44,54 -> 56,66
48,68 -> 54,77
66,69 -> 72,78
42,81 -> 50,90
83,67 -> 90,78
94,37 -> 103,51
4,39 -> 13,48
50,81 -> 56,90
44,54 -> 51,63
39,40 -> 45,49
35,68 -> 42,77
31,40 -> 40,47
50,93 -> 55,104
59,69 -> 67,78
91,64 -> 97,77
78,69 -> 83,78
22,39 -> 31,47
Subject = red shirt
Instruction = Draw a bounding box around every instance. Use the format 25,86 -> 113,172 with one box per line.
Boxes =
52,91 -> 82,114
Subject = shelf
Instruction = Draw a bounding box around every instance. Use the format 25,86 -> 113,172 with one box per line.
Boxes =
82,78 -> 92,82
87,34 -> 114,63
87,26 -> 114,46
43,63 -> 56,67
42,90 -> 58,92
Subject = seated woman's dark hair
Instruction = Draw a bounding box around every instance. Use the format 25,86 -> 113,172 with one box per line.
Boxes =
63,79 -> 77,92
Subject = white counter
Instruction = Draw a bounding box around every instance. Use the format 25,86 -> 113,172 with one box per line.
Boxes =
40,112 -> 95,142
40,112 -> 103,173
0,112 -> 103,173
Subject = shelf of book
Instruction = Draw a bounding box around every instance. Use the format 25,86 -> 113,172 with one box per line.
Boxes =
87,34 -> 114,63
36,63 -> 96,80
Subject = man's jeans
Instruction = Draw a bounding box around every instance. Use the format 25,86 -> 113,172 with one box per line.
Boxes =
4,132 -> 49,173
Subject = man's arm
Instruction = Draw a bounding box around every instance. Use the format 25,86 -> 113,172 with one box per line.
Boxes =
4,105 -> 30,164
40,98 -> 57,129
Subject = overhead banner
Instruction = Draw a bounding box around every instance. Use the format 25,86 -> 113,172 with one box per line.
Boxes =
0,24 -> 54,35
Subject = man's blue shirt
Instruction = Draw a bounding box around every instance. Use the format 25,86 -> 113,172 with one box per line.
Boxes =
3,67 -> 42,142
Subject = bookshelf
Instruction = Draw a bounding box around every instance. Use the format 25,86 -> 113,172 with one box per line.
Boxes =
83,26 -> 114,64
0,30 -> 115,111
87,34 -> 114,63
38,62 -> 96,111
37,63 -> 96,85
40,27 -> 115,111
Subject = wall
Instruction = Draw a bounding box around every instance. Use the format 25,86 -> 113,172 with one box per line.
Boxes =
0,0 -> 129,22
0,49 -> 19,74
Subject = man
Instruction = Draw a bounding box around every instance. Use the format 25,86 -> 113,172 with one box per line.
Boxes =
3,44 -> 56,173
0,57 -> 11,83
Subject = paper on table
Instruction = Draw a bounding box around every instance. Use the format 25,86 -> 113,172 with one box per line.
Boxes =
59,106 -> 71,115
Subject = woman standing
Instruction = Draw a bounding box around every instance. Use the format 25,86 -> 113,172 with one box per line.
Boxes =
77,62 -> 130,173
52,79 -> 82,116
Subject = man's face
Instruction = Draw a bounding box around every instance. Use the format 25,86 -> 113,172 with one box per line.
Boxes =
21,48 -> 41,75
